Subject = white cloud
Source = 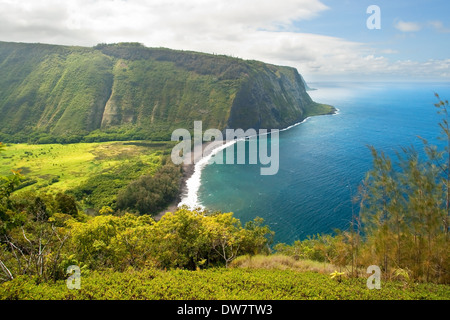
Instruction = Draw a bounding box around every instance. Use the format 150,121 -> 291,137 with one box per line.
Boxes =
394,20 -> 422,32
429,20 -> 450,33
0,0 -> 328,41
380,49 -> 399,54
0,0 -> 448,81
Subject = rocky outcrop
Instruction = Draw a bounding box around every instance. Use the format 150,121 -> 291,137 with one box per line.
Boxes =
228,64 -> 314,130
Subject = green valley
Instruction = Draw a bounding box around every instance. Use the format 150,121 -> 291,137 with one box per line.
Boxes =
0,41 -> 448,302
0,141 -> 177,212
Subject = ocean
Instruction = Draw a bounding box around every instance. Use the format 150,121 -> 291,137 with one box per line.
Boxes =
182,82 -> 450,245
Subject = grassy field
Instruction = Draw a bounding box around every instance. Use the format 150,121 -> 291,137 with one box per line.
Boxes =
0,141 -> 174,209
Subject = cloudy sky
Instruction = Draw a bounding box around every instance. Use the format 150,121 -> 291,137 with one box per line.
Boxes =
0,0 -> 449,82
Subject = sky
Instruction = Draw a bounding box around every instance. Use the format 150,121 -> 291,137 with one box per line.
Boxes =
0,0 -> 449,82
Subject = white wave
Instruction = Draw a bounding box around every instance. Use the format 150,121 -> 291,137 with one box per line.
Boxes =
279,117 -> 310,132
177,139 -> 237,209
177,112 -> 334,209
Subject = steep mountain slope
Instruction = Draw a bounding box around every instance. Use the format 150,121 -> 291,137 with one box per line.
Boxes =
0,41 -> 333,143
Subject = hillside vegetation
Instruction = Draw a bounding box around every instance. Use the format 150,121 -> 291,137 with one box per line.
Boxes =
0,42 -> 448,300
0,136 -> 449,298
0,141 -> 177,211
0,41 -> 334,143
2,266 -> 449,300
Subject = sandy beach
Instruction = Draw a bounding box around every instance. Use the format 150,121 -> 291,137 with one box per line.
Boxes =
153,126 -> 295,221
153,140 -> 220,221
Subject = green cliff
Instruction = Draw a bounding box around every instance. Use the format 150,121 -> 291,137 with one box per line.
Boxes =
0,41 -> 334,143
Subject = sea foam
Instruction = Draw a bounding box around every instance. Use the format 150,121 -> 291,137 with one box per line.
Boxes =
178,139 -> 237,209
177,119 -> 312,209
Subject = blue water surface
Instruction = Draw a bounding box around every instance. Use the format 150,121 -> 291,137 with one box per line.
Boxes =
198,82 -> 450,244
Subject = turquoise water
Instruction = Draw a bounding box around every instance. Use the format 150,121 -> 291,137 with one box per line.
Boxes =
198,82 -> 450,244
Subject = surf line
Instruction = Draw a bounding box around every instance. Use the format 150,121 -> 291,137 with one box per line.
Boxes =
178,138 -> 236,209
177,117 -> 316,210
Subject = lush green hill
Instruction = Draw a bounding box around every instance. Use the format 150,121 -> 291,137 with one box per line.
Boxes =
0,41 -> 334,143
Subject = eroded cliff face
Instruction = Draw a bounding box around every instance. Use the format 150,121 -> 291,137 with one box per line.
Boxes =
228,64 -> 313,130
0,41 -> 325,142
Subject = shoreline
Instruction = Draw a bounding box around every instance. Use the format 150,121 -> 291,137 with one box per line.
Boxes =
153,140 -> 219,221
154,108 -> 337,221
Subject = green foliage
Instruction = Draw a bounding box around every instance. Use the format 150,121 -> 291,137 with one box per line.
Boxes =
355,94 -> 450,283
304,103 -> 336,118
55,193 -> 78,216
275,234 -> 340,263
1,267 -> 448,300
0,43 -> 113,139
127,207 -> 274,270
0,144 -> 25,235
69,160 -> 154,210
61,207 -> 273,272
0,149 -> 88,281
0,190 -> 81,282
0,41 -> 240,142
0,141 -> 167,210
0,136 -> 449,298
0,41 -> 330,144
240,217 -> 274,255
116,162 -> 182,215
148,208 -> 211,269
1,202 -> 275,281
276,94 -> 450,284
2,51 -> 450,297
0,170 -> 23,204
67,213 -> 155,271
0,144 -> 23,202
99,206 -> 114,215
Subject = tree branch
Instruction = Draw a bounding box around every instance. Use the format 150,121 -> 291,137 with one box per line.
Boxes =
0,259 -> 14,281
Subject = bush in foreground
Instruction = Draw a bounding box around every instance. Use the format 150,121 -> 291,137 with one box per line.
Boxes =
1,267 -> 449,300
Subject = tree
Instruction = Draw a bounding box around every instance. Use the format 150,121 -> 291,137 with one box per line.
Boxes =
207,212 -> 245,268
116,162 -> 182,215
147,207 -> 210,269
357,94 -> 449,283
240,217 -> 274,255
68,213 -> 154,270
0,190 -> 71,282
0,142 -> 25,249
1,217 -> 70,281
99,206 -> 114,215
55,193 -> 78,216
